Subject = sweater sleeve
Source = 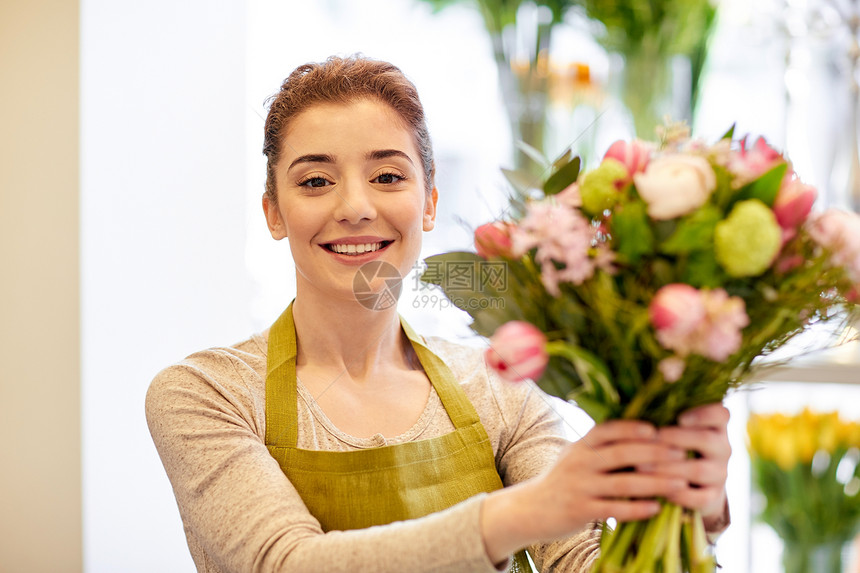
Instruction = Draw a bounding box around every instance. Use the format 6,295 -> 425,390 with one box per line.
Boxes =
145,352 -> 504,573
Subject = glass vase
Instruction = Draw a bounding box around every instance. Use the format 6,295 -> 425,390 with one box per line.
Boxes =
782,539 -> 848,573
611,39 -> 691,139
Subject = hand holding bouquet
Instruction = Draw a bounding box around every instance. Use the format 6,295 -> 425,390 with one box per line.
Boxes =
423,124 -> 860,571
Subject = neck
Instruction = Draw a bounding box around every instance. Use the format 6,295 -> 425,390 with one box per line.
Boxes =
290,287 -> 409,381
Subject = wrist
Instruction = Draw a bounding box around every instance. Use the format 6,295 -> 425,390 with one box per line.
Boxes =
479,482 -> 533,565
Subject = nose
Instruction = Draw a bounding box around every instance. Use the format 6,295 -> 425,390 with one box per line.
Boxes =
332,177 -> 377,225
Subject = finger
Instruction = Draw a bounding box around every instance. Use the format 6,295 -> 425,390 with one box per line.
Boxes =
587,442 -> 686,472
678,403 -> 729,430
590,499 -> 662,523
638,459 -> 728,488
665,485 -> 726,515
586,472 -> 687,499
657,426 -> 731,460
581,420 -> 657,448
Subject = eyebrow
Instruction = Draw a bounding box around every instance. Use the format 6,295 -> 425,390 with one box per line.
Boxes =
287,153 -> 335,172
287,149 -> 415,172
366,149 -> 415,166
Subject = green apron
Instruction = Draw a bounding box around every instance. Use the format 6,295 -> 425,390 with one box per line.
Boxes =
265,303 -> 532,571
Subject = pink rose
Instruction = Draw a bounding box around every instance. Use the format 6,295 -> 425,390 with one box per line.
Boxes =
604,139 -> 652,183
774,179 -> 816,230
633,155 -> 717,220
650,284 -> 706,354
485,321 -> 548,382
475,222 -> 514,259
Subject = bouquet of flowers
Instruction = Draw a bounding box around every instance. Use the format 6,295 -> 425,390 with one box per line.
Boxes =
748,409 -> 860,573
421,123 -> 860,572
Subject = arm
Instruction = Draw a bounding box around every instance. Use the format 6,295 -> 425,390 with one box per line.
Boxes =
146,353 -> 505,573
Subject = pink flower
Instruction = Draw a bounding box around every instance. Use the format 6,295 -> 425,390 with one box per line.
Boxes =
650,284 -> 707,353
484,321 -> 548,382
730,136 -> 784,182
475,222 -> 514,259
650,284 -> 749,361
698,289 -> 750,362
511,200 -> 606,295
658,356 -> 686,383
604,139 -> 651,183
807,209 -> 860,282
773,179 -> 816,230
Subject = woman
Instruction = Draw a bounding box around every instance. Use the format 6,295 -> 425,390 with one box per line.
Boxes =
146,55 -> 730,572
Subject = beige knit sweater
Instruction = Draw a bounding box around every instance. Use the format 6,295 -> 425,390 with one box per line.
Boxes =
145,331 -> 602,573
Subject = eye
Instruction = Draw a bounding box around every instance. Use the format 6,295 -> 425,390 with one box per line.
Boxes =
372,172 -> 405,185
298,176 -> 332,188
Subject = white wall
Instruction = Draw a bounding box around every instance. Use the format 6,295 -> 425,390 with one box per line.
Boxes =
81,1 -> 251,570
0,1 -> 82,571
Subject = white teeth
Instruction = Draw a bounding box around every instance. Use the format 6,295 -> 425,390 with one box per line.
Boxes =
330,242 -> 384,255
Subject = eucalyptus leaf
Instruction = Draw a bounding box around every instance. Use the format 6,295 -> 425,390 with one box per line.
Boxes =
543,156 -> 581,196
501,167 -> 541,196
516,140 -> 551,169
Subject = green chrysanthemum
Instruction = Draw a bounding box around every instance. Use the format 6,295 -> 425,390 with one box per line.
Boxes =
579,158 -> 627,216
714,199 -> 781,277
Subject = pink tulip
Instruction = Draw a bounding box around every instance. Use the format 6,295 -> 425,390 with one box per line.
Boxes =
604,139 -> 651,182
774,179 -> 816,230
475,222 -> 514,259
732,136 -> 784,180
485,321 -> 548,382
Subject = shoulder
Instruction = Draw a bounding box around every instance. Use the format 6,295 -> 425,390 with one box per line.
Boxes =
145,332 -> 269,434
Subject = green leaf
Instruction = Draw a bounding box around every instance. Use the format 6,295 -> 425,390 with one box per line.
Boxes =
710,164 -> 735,210
552,148 -> 573,171
611,201 -> 655,263
660,204 -> 721,255
420,252 -> 524,333
546,341 -> 619,405
683,249 -> 726,288
720,123 -> 736,140
543,156 -> 581,195
501,168 -> 540,196
735,162 -> 788,207
515,140 -> 550,169
567,391 -> 614,424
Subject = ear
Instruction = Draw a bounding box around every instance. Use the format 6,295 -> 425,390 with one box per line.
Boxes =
423,187 -> 438,232
262,194 -> 287,240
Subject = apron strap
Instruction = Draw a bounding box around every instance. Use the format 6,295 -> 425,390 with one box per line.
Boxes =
265,303 -> 299,447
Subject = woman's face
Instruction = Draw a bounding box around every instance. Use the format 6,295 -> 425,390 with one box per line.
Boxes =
263,98 -> 437,304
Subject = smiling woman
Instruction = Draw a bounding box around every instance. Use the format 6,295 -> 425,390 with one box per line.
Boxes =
145,55 -> 731,573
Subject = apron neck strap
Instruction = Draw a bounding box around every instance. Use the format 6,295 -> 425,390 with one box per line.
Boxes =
265,301 -> 482,448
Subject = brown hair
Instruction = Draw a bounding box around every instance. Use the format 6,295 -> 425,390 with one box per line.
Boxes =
263,55 -> 435,202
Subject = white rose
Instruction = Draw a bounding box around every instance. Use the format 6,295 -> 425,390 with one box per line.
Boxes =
633,155 -> 717,220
